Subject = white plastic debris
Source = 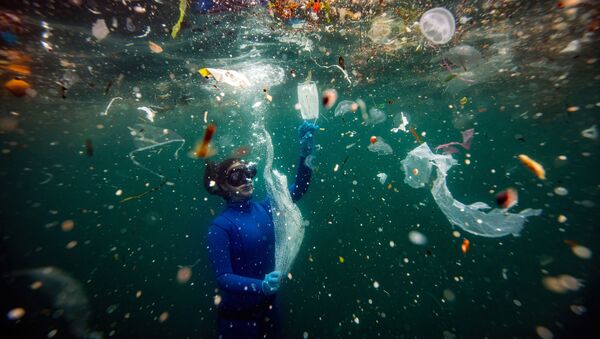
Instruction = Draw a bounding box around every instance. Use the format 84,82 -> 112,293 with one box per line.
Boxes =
297,81 -> 319,120
391,112 -> 409,133
376,173 -> 388,185
92,19 -> 110,41
137,106 -> 156,122
560,39 -> 581,54
200,68 -> 251,88
368,138 -> 393,155
581,125 -> 598,140
400,143 -> 541,237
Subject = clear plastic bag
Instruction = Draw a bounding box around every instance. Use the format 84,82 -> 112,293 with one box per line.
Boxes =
401,143 -> 541,237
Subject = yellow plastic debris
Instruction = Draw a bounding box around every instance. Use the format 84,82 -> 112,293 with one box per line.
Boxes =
171,0 -> 188,39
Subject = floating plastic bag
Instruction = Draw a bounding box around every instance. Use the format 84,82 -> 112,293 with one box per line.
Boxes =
334,100 -> 355,117
260,124 -> 305,275
445,45 -> 482,72
368,107 -> 387,125
199,68 -> 251,88
377,172 -> 388,185
401,143 -> 541,237
419,7 -> 455,45
297,81 -> 319,120
435,128 -> 474,154
368,13 -> 405,45
368,138 -> 393,155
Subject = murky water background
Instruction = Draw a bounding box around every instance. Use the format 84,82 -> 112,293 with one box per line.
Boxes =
1,1 -> 599,338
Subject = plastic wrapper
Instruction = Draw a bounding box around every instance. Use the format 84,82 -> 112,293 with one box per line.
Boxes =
401,143 -> 541,237
297,81 -> 319,120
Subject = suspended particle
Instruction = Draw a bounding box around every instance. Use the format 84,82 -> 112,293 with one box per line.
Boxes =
7,307 -> 25,320
535,326 -> 554,339
61,219 -> 75,232
177,266 -> 192,284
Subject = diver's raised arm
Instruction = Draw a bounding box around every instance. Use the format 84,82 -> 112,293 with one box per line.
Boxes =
289,121 -> 319,202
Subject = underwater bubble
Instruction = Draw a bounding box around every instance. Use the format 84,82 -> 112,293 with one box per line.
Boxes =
408,231 -> 427,245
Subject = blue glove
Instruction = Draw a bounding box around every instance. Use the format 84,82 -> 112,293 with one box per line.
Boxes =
193,0 -> 214,13
261,271 -> 282,295
298,121 -> 319,157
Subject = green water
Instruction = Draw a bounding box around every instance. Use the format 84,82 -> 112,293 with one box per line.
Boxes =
1,1 -> 599,338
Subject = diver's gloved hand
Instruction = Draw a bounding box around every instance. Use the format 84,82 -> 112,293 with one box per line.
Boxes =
298,121 -> 319,157
193,0 -> 214,13
261,271 -> 282,295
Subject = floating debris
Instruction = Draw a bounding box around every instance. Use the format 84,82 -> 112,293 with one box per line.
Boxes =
518,154 -> 546,180
580,125 -> 598,140
496,188 -> 518,209
408,231 -> 427,245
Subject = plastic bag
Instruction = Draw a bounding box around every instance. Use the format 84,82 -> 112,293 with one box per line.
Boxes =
297,81 -> 319,120
401,143 -> 541,237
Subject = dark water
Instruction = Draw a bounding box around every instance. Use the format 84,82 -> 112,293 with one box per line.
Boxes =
1,1 -> 599,338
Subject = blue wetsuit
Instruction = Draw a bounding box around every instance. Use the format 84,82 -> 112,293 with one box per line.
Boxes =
207,156 -> 312,339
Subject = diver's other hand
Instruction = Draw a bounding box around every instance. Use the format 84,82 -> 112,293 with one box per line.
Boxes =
261,271 -> 282,295
298,121 -> 319,157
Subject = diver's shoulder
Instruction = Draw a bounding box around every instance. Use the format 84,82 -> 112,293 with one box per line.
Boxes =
209,213 -> 235,230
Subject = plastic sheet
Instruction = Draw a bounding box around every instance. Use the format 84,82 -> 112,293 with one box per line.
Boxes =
334,100 -> 355,117
11,267 -> 91,338
260,123 -> 305,275
199,68 -> 251,88
445,45 -> 482,72
368,107 -> 387,125
401,143 -> 541,237
297,81 -> 319,120
368,138 -> 393,155
128,123 -> 185,178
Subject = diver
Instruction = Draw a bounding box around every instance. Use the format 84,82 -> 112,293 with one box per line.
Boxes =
203,121 -> 318,339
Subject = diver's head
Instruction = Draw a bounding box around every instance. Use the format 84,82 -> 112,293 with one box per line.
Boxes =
204,158 -> 257,202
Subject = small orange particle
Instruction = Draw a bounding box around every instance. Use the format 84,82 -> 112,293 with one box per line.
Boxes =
370,136 -> 377,144
4,78 -> 31,97
158,311 -> 169,323
518,154 -> 546,180
177,266 -> 192,283
461,239 -> 470,255
0,64 -> 31,75
148,41 -> 163,54
61,219 -> 75,232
